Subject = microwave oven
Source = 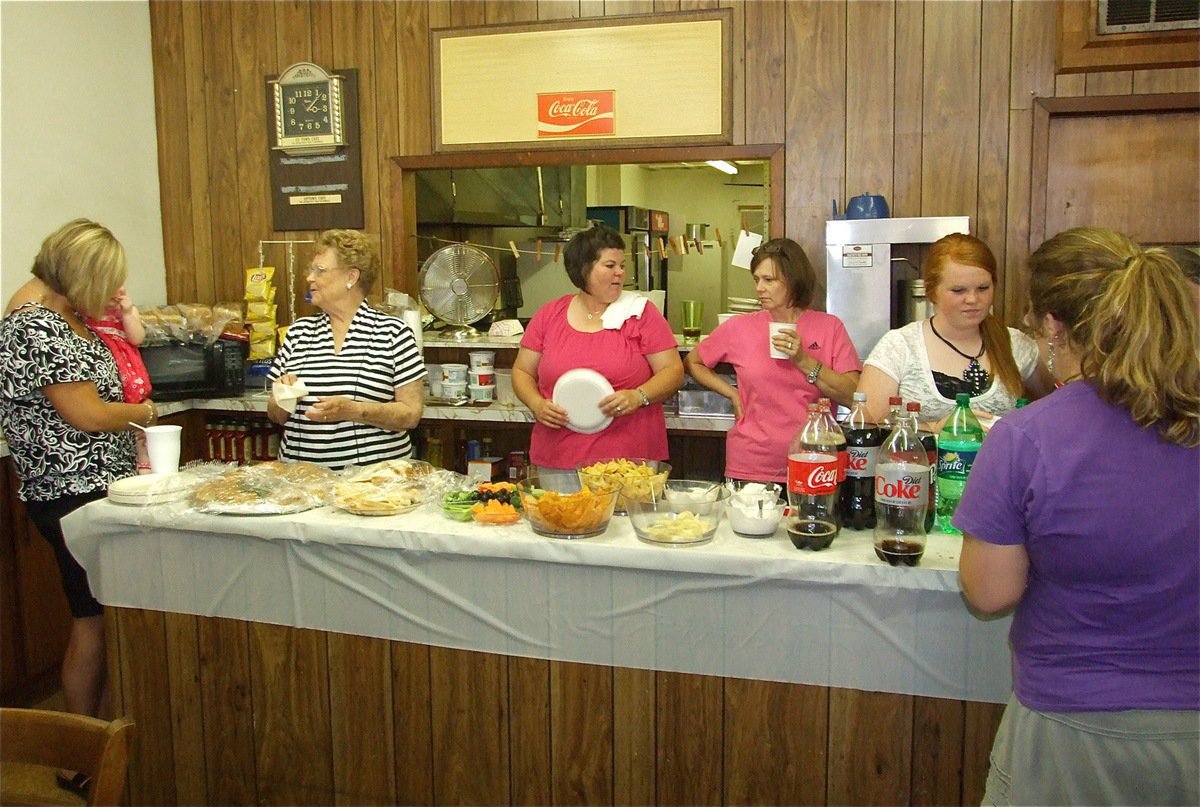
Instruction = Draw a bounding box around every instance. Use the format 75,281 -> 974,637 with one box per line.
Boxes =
139,338 -> 247,401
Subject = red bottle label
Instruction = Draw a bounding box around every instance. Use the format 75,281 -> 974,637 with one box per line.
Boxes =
787,452 -> 839,495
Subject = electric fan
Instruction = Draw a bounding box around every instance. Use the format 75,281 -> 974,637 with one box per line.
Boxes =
418,244 -> 500,341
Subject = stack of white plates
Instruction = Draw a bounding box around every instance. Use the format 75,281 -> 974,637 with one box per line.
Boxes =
107,472 -> 200,507
727,296 -> 761,313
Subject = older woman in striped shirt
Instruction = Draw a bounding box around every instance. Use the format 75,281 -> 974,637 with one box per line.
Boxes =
267,230 -> 425,470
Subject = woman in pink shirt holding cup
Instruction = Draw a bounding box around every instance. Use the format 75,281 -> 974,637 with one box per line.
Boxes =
685,238 -> 862,484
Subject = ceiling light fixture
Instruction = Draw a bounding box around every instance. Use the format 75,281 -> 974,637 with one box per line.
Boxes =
705,159 -> 738,175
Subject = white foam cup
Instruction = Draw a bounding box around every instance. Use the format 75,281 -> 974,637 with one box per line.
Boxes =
144,424 -> 182,475
768,321 -> 792,359
442,363 -> 469,384
468,384 -> 495,402
467,351 -> 495,370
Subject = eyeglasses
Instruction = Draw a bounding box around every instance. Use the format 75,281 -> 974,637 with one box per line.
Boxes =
307,263 -> 338,278
751,242 -> 784,257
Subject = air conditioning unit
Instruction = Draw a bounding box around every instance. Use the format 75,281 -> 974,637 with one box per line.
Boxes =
1098,0 -> 1200,34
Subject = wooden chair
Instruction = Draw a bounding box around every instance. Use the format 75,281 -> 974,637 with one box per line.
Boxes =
0,708 -> 134,806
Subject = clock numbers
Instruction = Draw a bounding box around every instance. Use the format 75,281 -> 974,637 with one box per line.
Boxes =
271,63 -> 345,155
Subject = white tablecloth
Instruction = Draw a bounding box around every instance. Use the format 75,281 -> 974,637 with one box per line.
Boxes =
63,499 -> 1012,703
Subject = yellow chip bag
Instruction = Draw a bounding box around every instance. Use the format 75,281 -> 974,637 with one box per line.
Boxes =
245,266 -> 276,302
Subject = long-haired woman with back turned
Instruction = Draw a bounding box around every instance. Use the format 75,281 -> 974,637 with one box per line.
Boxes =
956,227 -> 1199,806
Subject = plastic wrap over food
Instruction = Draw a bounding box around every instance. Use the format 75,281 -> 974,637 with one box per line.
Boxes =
331,459 -> 438,516
190,460 -> 337,515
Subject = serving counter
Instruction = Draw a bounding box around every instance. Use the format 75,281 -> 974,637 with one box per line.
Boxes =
62,496 -> 1010,806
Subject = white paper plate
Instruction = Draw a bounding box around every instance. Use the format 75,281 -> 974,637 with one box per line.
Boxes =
552,368 -> 614,434
108,472 -> 200,506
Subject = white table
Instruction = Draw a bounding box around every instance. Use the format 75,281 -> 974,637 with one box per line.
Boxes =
64,498 -> 1012,703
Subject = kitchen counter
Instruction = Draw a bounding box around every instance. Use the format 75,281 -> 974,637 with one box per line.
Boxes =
162,391 -> 734,432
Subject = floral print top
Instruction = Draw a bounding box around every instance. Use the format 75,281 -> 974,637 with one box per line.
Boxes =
0,303 -> 135,501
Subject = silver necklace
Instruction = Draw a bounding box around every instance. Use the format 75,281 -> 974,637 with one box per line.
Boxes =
579,296 -> 606,320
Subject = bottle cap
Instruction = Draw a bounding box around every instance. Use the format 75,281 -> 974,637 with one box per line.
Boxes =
906,401 -> 921,411
889,396 -> 903,405
956,393 -> 971,405
853,391 -> 867,402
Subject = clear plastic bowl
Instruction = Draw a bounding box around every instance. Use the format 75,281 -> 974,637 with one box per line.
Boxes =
627,480 -> 730,547
516,470 -> 621,539
577,457 -> 671,515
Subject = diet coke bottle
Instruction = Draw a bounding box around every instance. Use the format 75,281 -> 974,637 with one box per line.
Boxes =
873,401 -> 930,566
841,391 -> 884,530
786,402 -> 842,550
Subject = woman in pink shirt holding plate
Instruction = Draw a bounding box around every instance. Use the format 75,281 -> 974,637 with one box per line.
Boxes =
685,238 -> 862,484
513,225 -> 684,474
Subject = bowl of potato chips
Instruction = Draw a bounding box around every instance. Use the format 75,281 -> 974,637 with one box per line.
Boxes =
577,458 -> 671,515
627,480 -> 730,547
517,471 -> 622,539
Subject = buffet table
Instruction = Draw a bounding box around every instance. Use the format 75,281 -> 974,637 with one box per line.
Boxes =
62,494 -> 1011,806
65,500 -> 1009,704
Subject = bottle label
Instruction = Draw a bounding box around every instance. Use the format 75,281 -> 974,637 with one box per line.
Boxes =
937,447 -> 979,479
846,445 -> 879,478
787,452 -> 839,495
875,463 -> 928,506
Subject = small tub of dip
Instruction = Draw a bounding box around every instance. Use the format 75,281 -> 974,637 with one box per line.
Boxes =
726,481 -> 784,537
468,384 -> 495,403
442,363 -> 469,384
469,369 -> 495,387
442,380 -> 468,400
467,351 -> 495,370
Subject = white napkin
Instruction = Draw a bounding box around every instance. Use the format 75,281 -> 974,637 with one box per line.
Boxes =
272,378 -> 309,414
600,291 -> 650,330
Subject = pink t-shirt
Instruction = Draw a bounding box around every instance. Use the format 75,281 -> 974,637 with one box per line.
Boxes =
695,309 -> 862,483
521,295 -> 678,469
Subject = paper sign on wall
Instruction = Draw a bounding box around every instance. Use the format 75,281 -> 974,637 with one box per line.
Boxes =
730,230 -> 763,269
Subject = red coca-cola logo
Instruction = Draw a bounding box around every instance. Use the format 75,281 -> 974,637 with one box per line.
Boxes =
788,452 -> 838,495
546,99 -> 601,118
537,91 -> 615,138
807,466 -> 838,488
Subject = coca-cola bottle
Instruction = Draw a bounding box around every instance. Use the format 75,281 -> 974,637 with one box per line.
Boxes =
786,402 -> 841,550
873,401 -> 930,566
818,397 -> 848,486
841,391 -> 883,530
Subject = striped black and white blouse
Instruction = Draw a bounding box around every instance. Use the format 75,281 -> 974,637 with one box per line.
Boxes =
269,302 -> 426,470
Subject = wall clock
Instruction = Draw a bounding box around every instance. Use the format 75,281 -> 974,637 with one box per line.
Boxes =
270,62 -> 345,156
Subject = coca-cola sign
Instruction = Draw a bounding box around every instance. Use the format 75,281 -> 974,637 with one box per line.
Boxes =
537,91 -> 615,138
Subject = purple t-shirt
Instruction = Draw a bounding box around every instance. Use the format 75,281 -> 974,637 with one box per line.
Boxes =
521,295 -> 677,469
954,382 -> 1200,712
695,309 -> 862,482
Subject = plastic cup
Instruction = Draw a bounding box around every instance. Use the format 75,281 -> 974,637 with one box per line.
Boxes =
442,363 -> 469,384
468,384 -> 495,402
680,300 -> 703,343
144,425 -> 182,475
469,369 -> 495,387
768,321 -> 792,359
442,380 -> 467,400
467,351 -> 495,370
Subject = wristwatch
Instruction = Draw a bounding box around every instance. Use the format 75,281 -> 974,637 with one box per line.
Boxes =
805,362 -> 823,385
636,387 -> 651,407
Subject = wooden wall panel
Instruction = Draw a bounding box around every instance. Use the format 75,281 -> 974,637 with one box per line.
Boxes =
249,623 -> 334,805
429,646 -> 511,805
656,672 -> 723,806
163,611 -> 208,805
197,617 -> 256,805
921,0 -> 980,219
550,662 -> 614,804
327,633 -> 396,805
910,697 -> 964,806
508,657 -> 552,805
892,0 -> 924,218
783,1 -> 846,281
845,1 -> 896,205
612,666 -> 656,806
962,700 -> 1005,806
149,0 -> 1197,327
392,641 -> 434,806
115,608 -> 177,807
827,689 -> 912,806
723,679 -> 828,806
977,0 -> 1012,276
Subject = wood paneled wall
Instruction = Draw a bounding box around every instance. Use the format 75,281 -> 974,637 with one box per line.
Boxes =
149,0 -> 1199,322
108,606 -> 1006,806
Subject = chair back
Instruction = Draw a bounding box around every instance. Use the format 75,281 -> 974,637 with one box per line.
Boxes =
0,708 -> 134,806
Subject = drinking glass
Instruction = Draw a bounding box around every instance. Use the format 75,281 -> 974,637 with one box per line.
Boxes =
680,300 -> 703,343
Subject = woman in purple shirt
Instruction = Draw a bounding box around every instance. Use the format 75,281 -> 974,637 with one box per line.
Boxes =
956,227 -> 1199,805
